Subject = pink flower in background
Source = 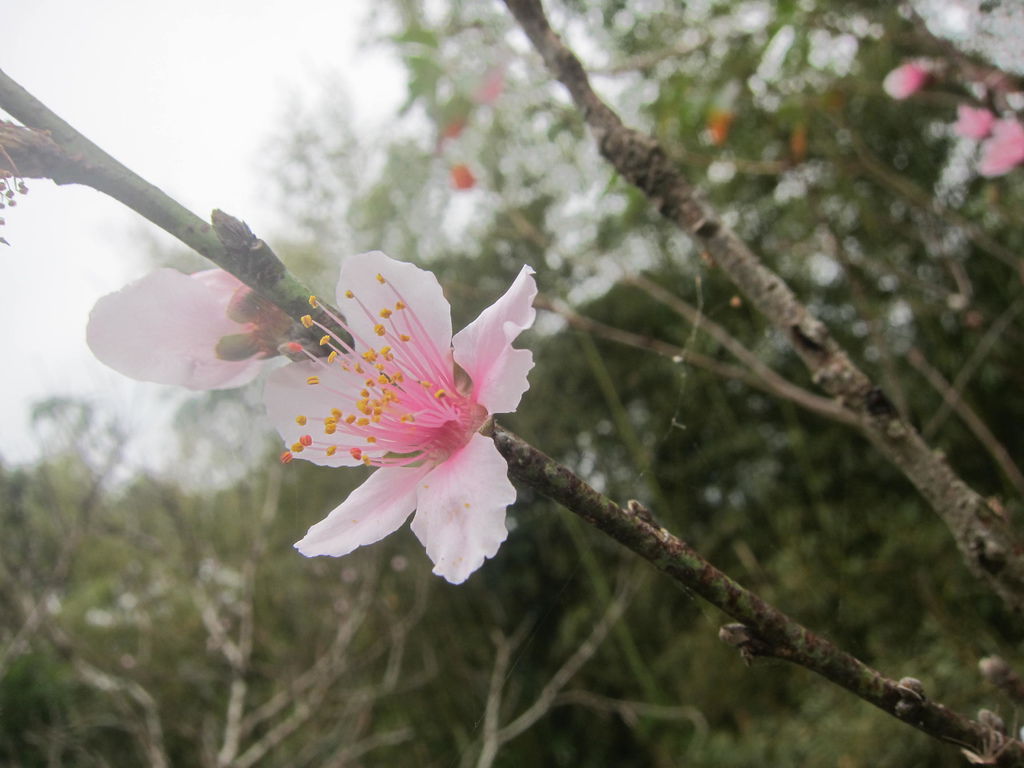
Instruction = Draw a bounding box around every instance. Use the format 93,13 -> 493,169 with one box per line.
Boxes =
265,251 -> 536,584
88,268 -> 290,390
473,64 -> 506,106
953,105 -> 995,140
883,62 -> 929,100
978,118 -> 1024,177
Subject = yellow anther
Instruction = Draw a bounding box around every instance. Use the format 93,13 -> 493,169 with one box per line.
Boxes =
378,375 -> 389,384
375,363 -> 385,371
327,350 -> 338,363
434,389 -> 448,399
354,363 -> 364,374
306,376 -> 320,385
379,308 -> 392,319
362,350 -> 377,362
291,442 -> 304,453
319,334 -> 331,346
367,436 -> 377,443
301,315 -> 313,328
308,295 -> 319,308
324,424 -> 336,435
400,414 -> 413,423
357,417 -> 370,426
331,408 -> 342,418
295,415 -> 307,426
393,371 -> 404,382
325,446 -> 337,456
374,324 -> 386,336
345,414 -> 356,424
344,290 -> 354,298
399,334 -> 411,342
376,273 -> 386,284
362,456 -> 372,466
395,301 -> 406,310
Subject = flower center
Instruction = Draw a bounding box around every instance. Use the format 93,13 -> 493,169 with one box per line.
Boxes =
280,272 -> 483,468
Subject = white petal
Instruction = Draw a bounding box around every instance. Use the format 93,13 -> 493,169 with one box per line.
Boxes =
263,361 -> 364,467
336,251 -> 452,358
295,465 -> 426,557
86,268 -> 261,390
410,433 -> 515,584
452,265 -> 536,414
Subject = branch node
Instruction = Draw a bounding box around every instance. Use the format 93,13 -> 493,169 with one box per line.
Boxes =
718,623 -> 773,665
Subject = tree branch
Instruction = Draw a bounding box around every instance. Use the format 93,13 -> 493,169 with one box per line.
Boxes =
500,0 -> 1024,613
0,70 -> 340,340
492,423 -> 1022,765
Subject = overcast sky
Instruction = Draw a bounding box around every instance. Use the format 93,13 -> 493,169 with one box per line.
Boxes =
2,1 -> 404,466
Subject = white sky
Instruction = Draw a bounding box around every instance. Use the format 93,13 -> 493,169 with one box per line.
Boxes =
1,1 -> 404,466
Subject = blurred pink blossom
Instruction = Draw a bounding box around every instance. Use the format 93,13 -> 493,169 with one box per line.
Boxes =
978,118 -> 1024,177
953,105 -> 995,140
883,62 -> 929,100
473,65 -> 506,106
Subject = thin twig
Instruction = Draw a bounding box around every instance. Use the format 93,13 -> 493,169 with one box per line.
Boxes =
923,298 -> 1024,439
539,295 -> 858,427
907,348 -> 1024,498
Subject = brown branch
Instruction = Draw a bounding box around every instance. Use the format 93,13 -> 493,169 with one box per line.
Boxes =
500,0 -> 1024,613
491,423 -> 1023,765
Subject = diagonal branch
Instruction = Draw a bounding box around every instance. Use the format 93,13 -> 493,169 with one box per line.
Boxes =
500,0 -> 1024,613
491,423 -> 1022,765
0,71 -> 340,340
907,348 -> 1024,498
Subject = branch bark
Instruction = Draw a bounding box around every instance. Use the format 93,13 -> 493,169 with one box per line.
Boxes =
0,72 -> 340,342
491,423 -> 1022,765
500,0 -> 1024,614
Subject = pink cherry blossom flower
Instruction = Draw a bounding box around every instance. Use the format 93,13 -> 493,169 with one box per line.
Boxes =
87,268 -> 290,390
978,118 -> 1024,177
882,62 -> 929,100
953,105 -> 995,140
265,251 -> 536,584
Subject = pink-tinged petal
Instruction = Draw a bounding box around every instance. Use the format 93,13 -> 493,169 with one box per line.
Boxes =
87,268 -> 262,390
295,464 -> 428,557
410,434 -> 515,584
883,62 -> 928,100
452,265 -> 537,414
978,119 -> 1024,177
473,65 -> 506,106
953,105 -> 995,140
191,268 -> 246,295
263,361 -> 365,467
336,251 -> 453,357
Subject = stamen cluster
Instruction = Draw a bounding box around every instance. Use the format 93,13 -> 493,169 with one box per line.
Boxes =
280,273 -> 485,468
